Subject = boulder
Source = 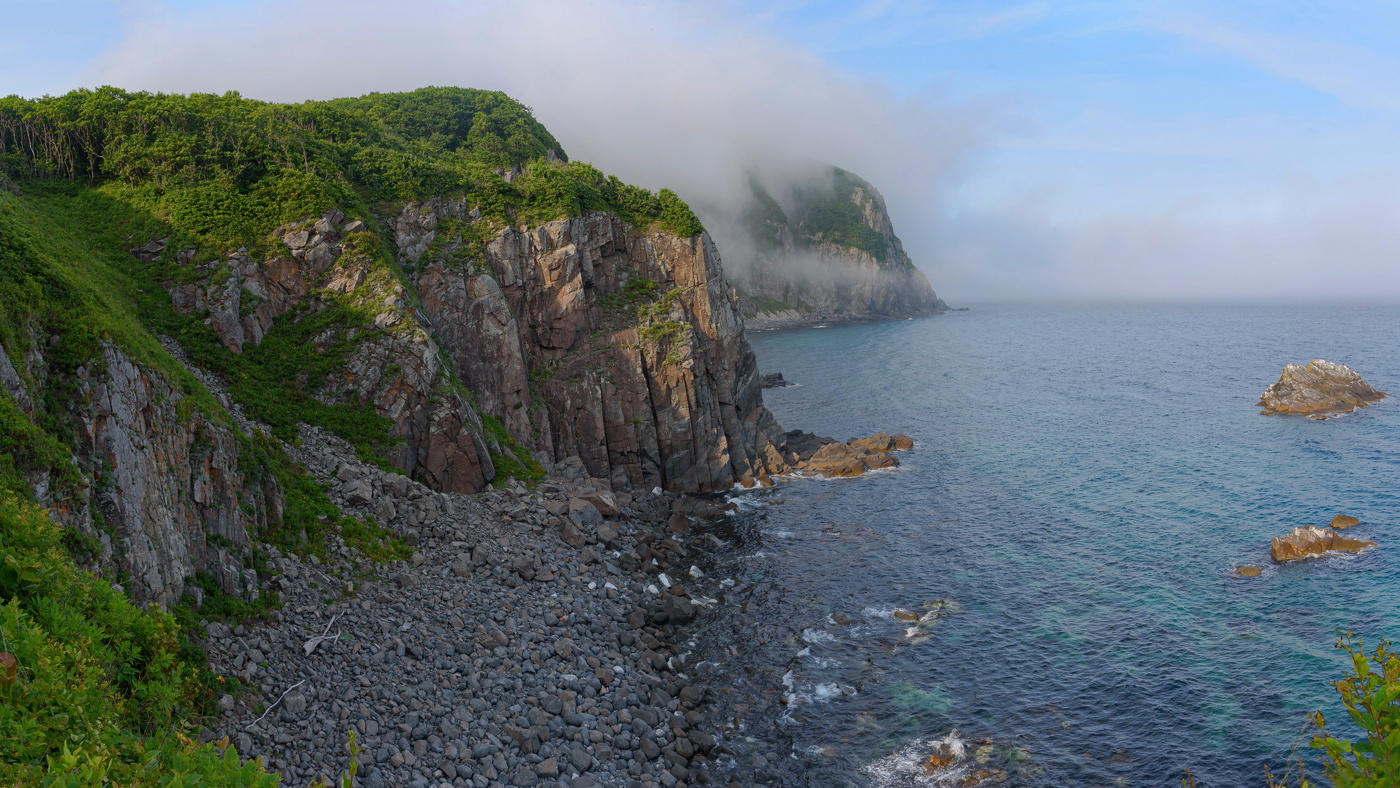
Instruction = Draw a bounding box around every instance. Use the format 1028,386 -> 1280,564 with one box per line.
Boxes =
1234,565 -> 1262,577
568,498 -> 603,529
761,372 -> 792,388
805,443 -> 867,477
580,491 -> 620,517
1259,360 -> 1386,418
1270,525 -> 1375,562
1330,514 -> 1361,530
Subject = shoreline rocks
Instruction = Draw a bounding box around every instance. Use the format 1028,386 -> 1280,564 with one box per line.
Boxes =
1259,359 -> 1386,419
785,431 -> 915,478
1270,525 -> 1375,562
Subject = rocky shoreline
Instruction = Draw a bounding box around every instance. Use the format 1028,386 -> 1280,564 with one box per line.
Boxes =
198,426 -> 751,788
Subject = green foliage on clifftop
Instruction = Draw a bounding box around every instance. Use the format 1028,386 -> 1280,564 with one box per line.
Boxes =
0,86 -> 705,248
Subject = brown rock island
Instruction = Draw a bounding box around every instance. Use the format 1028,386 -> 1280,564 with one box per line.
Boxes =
1258,359 -> 1386,418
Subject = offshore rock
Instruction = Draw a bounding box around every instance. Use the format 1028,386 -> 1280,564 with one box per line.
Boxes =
1270,525 -> 1375,562
1259,360 -> 1386,419
799,432 -> 915,478
1331,514 -> 1361,529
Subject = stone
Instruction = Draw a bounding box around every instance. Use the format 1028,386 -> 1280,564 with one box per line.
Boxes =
1234,565 -> 1263,577
760,372 -> 791,388
580,491 -> 621,517
666,513 -> 690,535
805,443 -> 868,478
451,558 -> 473,578
568,498 -> 603,529
343,479 -> 374,506
848,432 -> 896,453
1270,525 -> 1375,562
283,692 -> 307,714
1331,514 -> 1361,530
559,519 -> 587,549
1259,360 -> 1386,418
554,639 -> 575,658
535,757 -> 559,777
596,523 -> 619,546
663,594 -> 696,624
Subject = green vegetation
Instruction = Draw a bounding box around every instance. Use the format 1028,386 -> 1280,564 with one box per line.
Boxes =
0,87 -> 705,249
480,413 -> 545,485
793,167 -> 888,262
745,166 -> 895,263
1304,635 -> 1400,786
0,493 -> 277,786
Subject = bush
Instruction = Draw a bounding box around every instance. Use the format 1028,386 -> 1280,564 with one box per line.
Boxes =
0,493 -> 277,785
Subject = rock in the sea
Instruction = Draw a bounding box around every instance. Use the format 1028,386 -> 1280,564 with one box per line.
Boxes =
1270,525 -> 1375,562
761,372 -> 792,388
1330,514 -> 1360,530
798,432 -> 914,478
1259,359 -> 1386,418
1234,565 -> 1262,577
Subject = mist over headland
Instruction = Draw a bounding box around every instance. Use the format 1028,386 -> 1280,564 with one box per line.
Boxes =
15,0 -> 1399,303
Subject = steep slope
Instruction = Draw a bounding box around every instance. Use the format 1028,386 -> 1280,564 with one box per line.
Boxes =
731,166 -> 947,327
0,86 -> 792,610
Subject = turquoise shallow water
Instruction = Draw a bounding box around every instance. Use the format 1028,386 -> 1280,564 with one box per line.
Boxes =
696,303 -> 1400,787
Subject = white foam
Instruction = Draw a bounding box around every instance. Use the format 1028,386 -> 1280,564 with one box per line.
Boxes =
802,628 -> 836,644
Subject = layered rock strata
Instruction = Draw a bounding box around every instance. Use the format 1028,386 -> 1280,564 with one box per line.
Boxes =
1259,359 -> 1386,418
165,210 -> 494,493
1,334 -> 264,607
390,202 -> 790,492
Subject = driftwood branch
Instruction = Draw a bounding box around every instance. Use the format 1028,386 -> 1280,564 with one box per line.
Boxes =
246,680 -> 306,729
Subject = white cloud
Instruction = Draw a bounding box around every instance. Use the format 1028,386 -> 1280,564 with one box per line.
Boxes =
83,0 -> 996,292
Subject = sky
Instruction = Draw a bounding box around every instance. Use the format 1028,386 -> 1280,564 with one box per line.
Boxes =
3,0 -> 1399,302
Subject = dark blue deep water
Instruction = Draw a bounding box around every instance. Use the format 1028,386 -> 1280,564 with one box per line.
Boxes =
696,304 -> 1400,787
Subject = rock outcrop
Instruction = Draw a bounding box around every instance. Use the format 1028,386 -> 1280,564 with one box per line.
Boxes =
1270,525 -> 1375,562
390,201 -> 790,492
1,337 -> 264,607
726,167 -> 947,328
166,210 -> 495,494
1259,360 -> 1386,418
782,431 -> 914,478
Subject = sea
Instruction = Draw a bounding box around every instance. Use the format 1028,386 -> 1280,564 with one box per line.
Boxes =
688,303 -> 1400,788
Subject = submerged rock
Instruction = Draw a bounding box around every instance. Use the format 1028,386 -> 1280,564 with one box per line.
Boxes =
1234,565 -> 1263,577
1259,359 -> 1386,418
1270,525 -> 1375,562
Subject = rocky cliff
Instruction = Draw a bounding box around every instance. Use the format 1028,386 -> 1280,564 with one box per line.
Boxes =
0,87 -> 798,608
728,166 -> 947,327
394,202 -> 788,492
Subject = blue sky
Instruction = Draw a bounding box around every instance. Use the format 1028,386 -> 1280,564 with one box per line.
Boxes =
3,0 -> 1398,300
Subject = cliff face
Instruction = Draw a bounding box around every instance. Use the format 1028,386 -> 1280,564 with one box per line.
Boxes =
732,167 -> 946,327
1,336 -> 263,608
165,213 -> 495,494
158,200 -> 789,496
395,202 -> 789,491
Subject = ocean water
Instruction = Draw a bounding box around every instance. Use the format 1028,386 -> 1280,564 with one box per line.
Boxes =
692,303 -> 1400,787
